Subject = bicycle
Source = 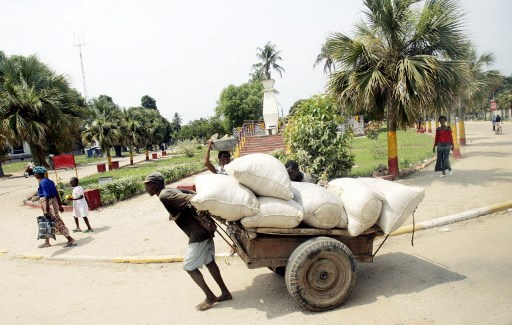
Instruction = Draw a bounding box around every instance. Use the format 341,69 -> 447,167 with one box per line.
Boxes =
495,122 -> 503,135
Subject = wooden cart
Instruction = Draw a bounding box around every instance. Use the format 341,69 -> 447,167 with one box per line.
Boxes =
225,222 -> 384,312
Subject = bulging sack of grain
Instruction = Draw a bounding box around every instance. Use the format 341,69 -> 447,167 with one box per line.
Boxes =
360,177 -> 425,234
224,153 -> 293,200
291,182 -> 345,229
240,196 -> 304,228
190,174 -> 259,221
328,178 -> 383,236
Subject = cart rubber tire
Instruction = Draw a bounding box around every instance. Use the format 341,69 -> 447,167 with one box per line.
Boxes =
285,236 -> 356,312
268,266 -> 286,276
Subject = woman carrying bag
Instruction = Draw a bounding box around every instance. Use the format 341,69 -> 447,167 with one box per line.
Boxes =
34,166 -> 76,248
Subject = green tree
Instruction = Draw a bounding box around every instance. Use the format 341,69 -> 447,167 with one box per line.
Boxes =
141,95 -> 157,110
251,42 -> 285,80
284,95 -> 354,181
325,0 -> 468,177
175,116 -> 227,142
458,46 -> 501,144
313,44 -> 334,74
82,96 -> 123,169
120,107 -> 143,165
0,54 -> 85,166
215,81 -> 263,130
495,75 -> 512,115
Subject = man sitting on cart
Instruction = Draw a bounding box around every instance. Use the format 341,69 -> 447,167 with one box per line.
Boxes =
144,172 -> 232,311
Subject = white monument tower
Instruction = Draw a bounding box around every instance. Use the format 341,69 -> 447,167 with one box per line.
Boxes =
262,79 -> 280,135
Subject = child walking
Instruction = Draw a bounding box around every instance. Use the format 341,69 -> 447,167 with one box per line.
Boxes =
69,177 -> 93,233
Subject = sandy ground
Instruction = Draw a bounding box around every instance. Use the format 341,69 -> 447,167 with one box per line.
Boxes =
0,121 -> 511,324
0,210 -> 510,324
1,121 -> 510,260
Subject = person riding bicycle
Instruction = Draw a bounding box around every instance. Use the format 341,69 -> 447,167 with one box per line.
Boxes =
495,114 -> 502,134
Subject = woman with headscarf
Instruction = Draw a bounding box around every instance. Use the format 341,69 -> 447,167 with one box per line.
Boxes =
33,166 -> 76,248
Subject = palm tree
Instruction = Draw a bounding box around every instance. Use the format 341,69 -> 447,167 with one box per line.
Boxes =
314,44 -> 334,74
120,107 -> 144,165
82,97 -> 122,170
0,54 -> 85,166
458,47 -> 500,145
252,42 -> 285,80
325,0 -> 468,177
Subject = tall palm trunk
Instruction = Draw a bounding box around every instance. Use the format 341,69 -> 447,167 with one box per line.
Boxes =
104,146 -> 112,170
29,143 -> 47,167
387,106 -> 399,178
450,113 -> 462,159
0,163 -> 5,177
129,144 -> 134,166
457,100 -> 467,146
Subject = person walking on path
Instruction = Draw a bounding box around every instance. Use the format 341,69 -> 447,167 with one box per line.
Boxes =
34,166 -> 76,248
433,116 -> 454,177
144,172 -> 232,311
204,140 -> 231,175
68,177 -> 93,233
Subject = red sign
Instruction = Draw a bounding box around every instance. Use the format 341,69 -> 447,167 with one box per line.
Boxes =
490,100 -> 497,111
53,154 -> 76,169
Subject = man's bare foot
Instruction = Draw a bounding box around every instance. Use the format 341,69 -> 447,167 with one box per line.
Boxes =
196,297 -> 217,311
38,243 -> 51,248
218,292 -> 232,302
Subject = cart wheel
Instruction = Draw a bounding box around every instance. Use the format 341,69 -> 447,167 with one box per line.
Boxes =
268,266 -> 285,276
285,236 -> 356,312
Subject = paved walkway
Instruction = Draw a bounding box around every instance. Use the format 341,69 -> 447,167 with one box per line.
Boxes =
0,121 -> 510,262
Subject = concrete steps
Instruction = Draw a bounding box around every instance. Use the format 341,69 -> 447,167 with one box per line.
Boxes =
239,134 -> 286,157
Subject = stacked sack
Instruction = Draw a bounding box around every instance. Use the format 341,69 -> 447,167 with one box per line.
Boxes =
190,153 -> 346,229
327,177 -> 425,235
190,153 -> 424,235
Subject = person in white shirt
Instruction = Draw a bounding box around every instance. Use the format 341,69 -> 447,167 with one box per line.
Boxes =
69,177 -> 93,233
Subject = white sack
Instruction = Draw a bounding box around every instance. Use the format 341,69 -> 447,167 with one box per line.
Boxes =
240,196 -> 304,228
190,174 -> 259,221
328,178 -> 383,236
360,177 -> 425,234
291,182 -> 345,229
224,153 -> 293,200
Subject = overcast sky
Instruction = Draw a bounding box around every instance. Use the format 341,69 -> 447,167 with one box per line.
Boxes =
2,0 -> 511,123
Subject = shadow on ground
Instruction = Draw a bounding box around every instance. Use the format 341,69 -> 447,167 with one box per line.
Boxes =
216,252 -> 465,319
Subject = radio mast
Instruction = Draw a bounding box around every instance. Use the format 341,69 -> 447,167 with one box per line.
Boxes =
73,34 -> 88,100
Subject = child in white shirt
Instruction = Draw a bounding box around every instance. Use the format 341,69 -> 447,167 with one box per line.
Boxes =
69,177 -> 93,233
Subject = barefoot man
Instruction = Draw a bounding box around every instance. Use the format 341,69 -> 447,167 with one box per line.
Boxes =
144,172 -> 232,311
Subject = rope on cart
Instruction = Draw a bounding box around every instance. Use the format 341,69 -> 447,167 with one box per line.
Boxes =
411,210 -> 415,246
211,218 -> 236,251
372,234 -> 389,258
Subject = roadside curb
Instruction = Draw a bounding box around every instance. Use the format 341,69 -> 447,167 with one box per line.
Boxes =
12,252 -> 239,264
391,200 -> 512,236
5,201 -> 511,265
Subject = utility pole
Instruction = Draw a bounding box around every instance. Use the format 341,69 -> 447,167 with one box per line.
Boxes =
73,34 -> 88,100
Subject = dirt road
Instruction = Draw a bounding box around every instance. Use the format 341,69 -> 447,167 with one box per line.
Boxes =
1,210 -> 510,324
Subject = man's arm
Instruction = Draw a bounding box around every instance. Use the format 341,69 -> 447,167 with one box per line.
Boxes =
204,140 -> 217,174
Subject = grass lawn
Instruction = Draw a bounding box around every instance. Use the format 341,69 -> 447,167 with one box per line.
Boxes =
350,127 -> 434,177
75,150 -> 205,189
2,152 -> 109,174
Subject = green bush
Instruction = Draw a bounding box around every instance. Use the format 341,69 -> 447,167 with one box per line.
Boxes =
176,140 -> 197,157
284,95 -> 354,181
94,162 -> 203,206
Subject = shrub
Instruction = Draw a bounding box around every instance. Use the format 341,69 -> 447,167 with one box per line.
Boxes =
284,95 -> 354,181
176,140 -> 197,157
91,162 -> 204,206
365,120 -> 382,140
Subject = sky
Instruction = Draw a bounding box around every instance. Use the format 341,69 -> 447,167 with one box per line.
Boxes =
2,0 -> 511,124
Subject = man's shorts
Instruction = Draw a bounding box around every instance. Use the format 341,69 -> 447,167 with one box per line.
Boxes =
183,238 -> 215,271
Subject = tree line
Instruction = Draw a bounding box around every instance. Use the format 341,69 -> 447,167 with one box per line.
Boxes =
2,0 -> 511,179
